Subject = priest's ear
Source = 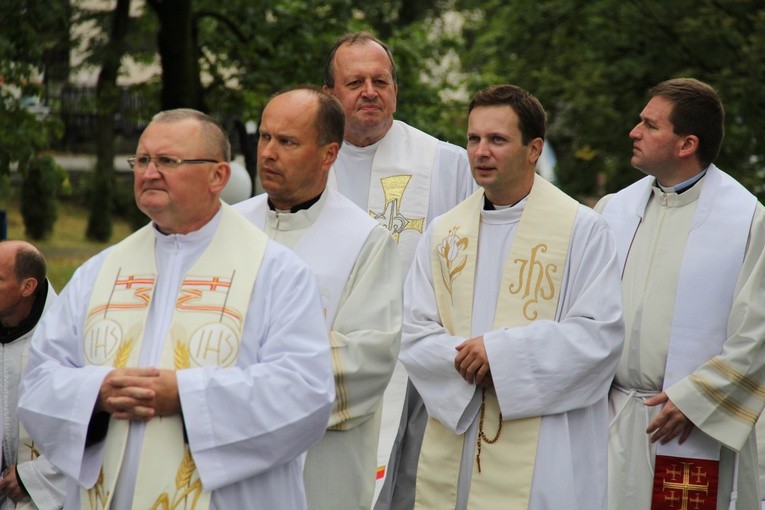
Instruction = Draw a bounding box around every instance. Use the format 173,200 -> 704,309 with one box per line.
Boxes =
209,161 -> 231,194
678,134 -> 700,160
321,142 -> 340,171
20,276 -> 39,299
527,137 -> 544,165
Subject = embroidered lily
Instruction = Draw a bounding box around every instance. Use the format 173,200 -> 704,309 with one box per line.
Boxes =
437,227 -> 469,298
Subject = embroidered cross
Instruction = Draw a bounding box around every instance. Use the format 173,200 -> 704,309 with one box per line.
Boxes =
661,462 -> 709,509
370,175 -> 424,242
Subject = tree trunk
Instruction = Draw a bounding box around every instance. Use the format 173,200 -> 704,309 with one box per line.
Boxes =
86,0 -> 131,241
149,0 -> 205,111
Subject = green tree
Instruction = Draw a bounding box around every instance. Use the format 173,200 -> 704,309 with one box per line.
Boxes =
87,0 -> 133,242
458,0 -> 765,200
0,0 -> 68,181
21,154 -> 65,240
137,0 -> 458,180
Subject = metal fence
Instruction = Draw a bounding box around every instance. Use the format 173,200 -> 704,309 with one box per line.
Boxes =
57,85 -> 151,151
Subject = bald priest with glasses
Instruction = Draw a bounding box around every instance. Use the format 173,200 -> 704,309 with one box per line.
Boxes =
18,109 -> 335,510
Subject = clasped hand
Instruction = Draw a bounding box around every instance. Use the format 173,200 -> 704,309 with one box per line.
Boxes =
0,465 -> 27,503
96,367 -> 180,421
454,336 -> 493,388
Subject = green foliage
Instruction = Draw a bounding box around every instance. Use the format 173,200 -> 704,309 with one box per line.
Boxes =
458,0 -> 765,200
20,154 -> 65,240
112,176 -> 148,231
0,0 -> 68,176
183,0 -> 456,137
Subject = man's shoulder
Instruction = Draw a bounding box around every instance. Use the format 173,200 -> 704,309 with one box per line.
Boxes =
573,202 -> 609,231
392,119 -> 439,142
231,194 -> 267,218
393,120 -> 465,153
309,189 -> 376,236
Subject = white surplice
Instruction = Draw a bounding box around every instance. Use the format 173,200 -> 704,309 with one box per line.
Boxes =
598,172 -> 765,510
400,199 -> 624,509
18,210 -> 335,510
234,189 -> 402,510
330,119 -> 476,508
0,281 -> 66,510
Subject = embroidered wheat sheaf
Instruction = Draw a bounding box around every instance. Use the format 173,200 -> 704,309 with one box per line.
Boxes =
88,469 -> 109,509
175,340 -> 191,370
113,339 -> 134,368
150,448 -> 204,509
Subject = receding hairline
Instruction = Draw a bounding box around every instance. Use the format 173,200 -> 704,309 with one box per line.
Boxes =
0,240 -> 46,284
147,109 -> 231,161
324,32 -> 397,88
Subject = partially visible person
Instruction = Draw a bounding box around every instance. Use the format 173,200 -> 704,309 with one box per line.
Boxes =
758,417 -> 765,509
599,78 -> 765,509
0,240 -> 65,510
400,84 -> 623,508
235,86 -> 401,510
18,109 -> 335,509
323,32 -> 476,507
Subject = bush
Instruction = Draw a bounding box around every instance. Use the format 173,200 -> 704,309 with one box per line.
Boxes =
20,154 -> 63,240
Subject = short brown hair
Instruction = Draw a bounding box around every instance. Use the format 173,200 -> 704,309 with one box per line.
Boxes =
323,32 -> 397,88
469,85 -> 546,144
649,78 -> 724,168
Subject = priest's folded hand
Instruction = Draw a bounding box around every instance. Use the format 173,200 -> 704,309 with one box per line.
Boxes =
0,465 -> 27,503
96,367 -> 160,421
96,367 -> 182,421
454,336 -> 492,386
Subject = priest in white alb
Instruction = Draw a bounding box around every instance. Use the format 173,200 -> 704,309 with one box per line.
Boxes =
323,32 -> 477,508
400,84 -> 624,509
234,87 -> 401,510
17,109 -> 335,510
598,78 -> 765,509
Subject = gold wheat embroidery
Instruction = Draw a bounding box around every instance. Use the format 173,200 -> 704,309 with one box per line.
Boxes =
113,339 -> 134,368
88,469 -> 109,509
24,440 -> 40,460
437,227 -> 469,299
175,340 -> 191,370
150,448 -> 204,510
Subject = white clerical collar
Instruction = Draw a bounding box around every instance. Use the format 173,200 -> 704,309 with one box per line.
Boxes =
342,138 -> 383,157
656,168 -> 708,194
152,207 -> 223,246
268,191 -> 327,232
481,194 -> 528,224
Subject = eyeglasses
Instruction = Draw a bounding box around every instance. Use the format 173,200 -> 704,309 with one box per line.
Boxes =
127,155 -> 220,171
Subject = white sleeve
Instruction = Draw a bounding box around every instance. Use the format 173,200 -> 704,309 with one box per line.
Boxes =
18,252 -> 114,486
327,226 -> 402,429
16,455 -> 67,510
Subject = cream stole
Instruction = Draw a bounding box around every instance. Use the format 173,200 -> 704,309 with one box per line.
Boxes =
80,204 -> 266,510
418,176 -> 578,509
335,120 -> 437,274
600,165 -> 756,461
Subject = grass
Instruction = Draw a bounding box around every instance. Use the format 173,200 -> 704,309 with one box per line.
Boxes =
3,197 -> 135,291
